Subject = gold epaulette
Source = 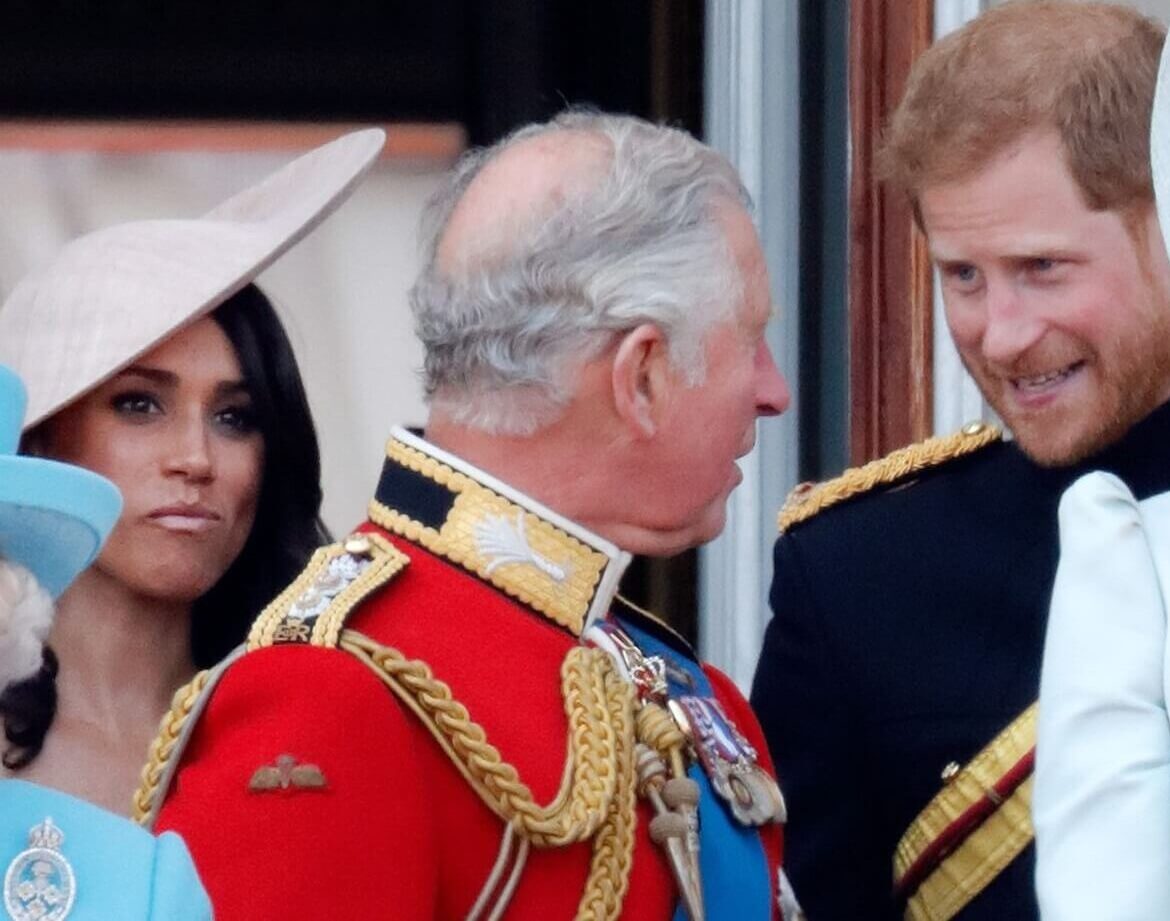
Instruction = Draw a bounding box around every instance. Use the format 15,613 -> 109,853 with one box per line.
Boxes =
132,533 -> 408,826
777,422 -> 1002,533
246,531 -> 408,650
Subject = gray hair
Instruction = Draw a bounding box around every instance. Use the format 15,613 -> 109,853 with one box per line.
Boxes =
409,111 -> 752,434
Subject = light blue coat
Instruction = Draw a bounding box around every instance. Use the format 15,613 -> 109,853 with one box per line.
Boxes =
0,780 -> 211,920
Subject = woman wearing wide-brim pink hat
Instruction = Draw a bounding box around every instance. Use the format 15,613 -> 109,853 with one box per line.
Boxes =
0,128 -> 383,816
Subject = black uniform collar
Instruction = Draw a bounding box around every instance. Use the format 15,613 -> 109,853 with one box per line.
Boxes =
1072,398 -> 1170,500
369,427 -> 632,637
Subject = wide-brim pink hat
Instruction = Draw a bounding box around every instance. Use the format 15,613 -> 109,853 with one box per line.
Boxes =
0,127 -> 385,429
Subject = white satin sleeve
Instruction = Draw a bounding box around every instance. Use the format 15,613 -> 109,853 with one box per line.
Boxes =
1035,472 -> 1170,921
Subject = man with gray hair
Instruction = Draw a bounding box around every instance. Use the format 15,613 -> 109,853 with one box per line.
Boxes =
137,111 -> 794,920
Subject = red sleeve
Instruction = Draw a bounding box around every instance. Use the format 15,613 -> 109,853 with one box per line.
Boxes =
155,644 -> 439,920
703,662 -> 785,918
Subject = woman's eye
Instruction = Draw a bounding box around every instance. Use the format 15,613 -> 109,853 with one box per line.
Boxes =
111,392 -> 161,416
215,405 -> 258,435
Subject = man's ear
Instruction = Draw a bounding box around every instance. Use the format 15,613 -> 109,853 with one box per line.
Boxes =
611,323 -> 671,438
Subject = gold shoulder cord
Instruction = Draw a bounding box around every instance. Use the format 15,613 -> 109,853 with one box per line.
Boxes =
778,422 -> 1001,533
340,631 -> 638,921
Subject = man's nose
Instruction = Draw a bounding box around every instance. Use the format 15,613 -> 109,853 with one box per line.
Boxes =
756,343 -> 791,417
980,283 -> 1045,366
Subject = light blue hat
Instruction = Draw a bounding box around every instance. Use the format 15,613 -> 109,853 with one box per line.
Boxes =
0,364 -> 122,597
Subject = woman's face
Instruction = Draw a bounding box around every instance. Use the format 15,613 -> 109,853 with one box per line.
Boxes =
40,317 -> 264,604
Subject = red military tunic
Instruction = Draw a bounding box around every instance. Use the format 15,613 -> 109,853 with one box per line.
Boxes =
136,429 -> 784,918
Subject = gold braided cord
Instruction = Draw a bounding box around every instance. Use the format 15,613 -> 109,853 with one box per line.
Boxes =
778,422 -> 1002,533
339,630 -> 631,848
339,629 -> 638,920
635,702 -> 691,791
636,702 -> 687,758
132,669 -> 211,825
577,664 -> 637,921
133,625 -> 643,919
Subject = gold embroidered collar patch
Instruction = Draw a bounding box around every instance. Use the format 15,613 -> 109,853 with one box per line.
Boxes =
369,428 -> 631,637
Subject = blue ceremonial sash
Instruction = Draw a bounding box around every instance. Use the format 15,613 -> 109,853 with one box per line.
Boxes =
616,619 -> 772,921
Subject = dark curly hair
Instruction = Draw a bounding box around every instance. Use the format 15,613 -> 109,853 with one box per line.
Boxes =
1,283 -> 329,768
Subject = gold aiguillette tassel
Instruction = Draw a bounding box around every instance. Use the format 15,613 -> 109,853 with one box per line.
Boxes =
637,744 -> 704,921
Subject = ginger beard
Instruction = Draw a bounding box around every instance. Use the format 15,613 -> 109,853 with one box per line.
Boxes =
962,276 -> 1170,467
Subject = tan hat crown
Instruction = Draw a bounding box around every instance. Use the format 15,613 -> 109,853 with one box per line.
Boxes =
0,128 -> 384,428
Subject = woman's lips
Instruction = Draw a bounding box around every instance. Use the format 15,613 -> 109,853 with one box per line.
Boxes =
148,505 -> 221,533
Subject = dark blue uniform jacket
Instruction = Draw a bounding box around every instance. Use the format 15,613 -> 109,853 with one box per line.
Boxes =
752,400 -> 1170,920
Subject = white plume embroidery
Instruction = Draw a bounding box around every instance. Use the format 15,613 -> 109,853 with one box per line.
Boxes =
475,509 -> 569,582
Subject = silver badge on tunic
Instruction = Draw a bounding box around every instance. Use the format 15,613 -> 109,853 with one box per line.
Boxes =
3,817 -> 76,921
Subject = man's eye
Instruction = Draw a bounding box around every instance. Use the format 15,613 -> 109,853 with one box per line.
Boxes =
1029,258 -> 1055,272
943,264 -> 979,287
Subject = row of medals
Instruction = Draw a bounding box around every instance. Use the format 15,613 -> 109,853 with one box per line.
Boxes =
604,623 -> 787,827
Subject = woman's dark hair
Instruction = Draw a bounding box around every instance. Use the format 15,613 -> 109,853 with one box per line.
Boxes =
193,284 -> 331,665
0,648 -> 57,769
1,283 -> 330,767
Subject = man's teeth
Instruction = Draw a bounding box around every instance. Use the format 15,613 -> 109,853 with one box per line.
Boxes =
1015,367 -> 1076,389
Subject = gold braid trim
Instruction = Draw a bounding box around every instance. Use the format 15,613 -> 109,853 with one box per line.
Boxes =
778,422 -> 1002,533
338,629 -> 637,920
132,668 -> 212,825
340,630 -> 628,846
578,657 -> 637,921
637,702 -> 690,777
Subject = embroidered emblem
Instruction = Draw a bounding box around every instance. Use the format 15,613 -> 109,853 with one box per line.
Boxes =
3,818 -> 76,921
475,509 -> 570,582
675,695 -> 787,827
248,754 -> 328,793
272,617 -> 311,644
286,552 -> 370,625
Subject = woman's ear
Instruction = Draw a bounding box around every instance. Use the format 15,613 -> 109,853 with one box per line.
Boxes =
611,323 -> 671,438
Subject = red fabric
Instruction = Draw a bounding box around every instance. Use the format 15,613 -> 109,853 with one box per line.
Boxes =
157,525 -> 679,919
703,662 -> 786,919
